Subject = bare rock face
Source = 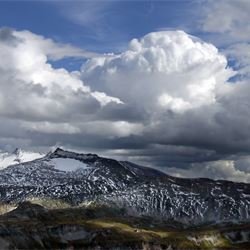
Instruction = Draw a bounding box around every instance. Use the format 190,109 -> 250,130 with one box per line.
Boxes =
0,148 -> 249,225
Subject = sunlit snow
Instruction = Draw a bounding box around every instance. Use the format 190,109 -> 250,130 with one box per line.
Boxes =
0,149 -> 44,169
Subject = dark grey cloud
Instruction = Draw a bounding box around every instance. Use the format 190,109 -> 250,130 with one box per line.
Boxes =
0,28 -> 16,44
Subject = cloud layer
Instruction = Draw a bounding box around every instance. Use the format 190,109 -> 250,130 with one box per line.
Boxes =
200,0 -> 250,80
1,27 -> 250,182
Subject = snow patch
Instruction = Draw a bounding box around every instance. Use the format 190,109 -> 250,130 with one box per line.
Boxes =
49,158 -> 90,172
0,149 -> 44,169
242,193 -> 250,198
187,235 -> 220,245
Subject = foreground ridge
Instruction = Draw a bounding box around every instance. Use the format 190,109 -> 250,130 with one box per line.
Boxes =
0,201 -> 249,250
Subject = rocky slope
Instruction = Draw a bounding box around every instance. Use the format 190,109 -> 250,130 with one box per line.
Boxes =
0,148 -> 249,225
0,201 -> 249,250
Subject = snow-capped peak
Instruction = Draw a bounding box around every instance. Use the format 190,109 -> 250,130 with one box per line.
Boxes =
0,148 -> 45,169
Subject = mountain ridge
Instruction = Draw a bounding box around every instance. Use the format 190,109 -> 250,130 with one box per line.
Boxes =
0,148 -> 249,225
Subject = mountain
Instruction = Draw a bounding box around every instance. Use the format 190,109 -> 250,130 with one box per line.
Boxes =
0,148 -> 44,169
0,148 -> 249,225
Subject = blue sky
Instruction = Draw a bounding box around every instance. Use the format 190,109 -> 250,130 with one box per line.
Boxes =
0,1 -> 247,72
0,0 -> 207,70
0,1 -> 203,55
0,0 -> 232,72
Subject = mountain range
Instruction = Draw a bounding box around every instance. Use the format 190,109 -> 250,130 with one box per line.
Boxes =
0,148 -> 249,225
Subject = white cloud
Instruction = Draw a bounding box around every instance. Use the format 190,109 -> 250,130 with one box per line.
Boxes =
82,30 -> 234,114
14,30 -> 102,60
201,0 -> 250,41
166,158 -> 250,183
158,93 -> 191,113
91,91 -> 123,106
0,27 -> 122,121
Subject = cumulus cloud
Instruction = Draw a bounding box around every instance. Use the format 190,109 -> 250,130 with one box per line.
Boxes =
79,30 -> 250,182
81,31 -> 237,157
82,30 -> 233,114
2,27 -> 250,182
0,28 -> 122,121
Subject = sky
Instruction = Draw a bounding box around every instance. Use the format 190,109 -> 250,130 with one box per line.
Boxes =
1,0 -> 250,182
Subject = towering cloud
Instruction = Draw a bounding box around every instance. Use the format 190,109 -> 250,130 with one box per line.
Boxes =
82,31 -> 234,113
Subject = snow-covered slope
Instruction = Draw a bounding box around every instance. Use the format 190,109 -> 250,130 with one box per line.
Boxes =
0,148 -> 44,169
0,148 -> 249,225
